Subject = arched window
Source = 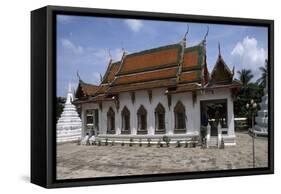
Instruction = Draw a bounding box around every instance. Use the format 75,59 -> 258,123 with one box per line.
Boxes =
107,107 -> 115,134
155,103 -> 165,134
121,106 -> 130,134
137,105 -> 147,134
174,101 -> 186,133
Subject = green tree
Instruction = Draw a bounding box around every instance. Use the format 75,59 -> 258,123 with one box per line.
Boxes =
256,60 -> 268,88
234,69 -> 263,118
56,97 -> 66,121
234,83 -> 263,118
237,69 -> 254,86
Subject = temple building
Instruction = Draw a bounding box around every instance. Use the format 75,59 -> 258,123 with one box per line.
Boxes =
73,36 -> 240,147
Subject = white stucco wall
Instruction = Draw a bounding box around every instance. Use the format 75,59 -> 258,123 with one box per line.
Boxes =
117,88 -> 170,135
80,87 -> 235,141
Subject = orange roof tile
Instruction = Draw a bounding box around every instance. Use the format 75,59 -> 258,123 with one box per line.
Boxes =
75,41 -> 239,102
95,84 -> 110,94
117,44 -> 181,75
89,94 -> 114,102
102,62 -> 120,84
114,67 -> 178,85
172,83 -> 201,93
109,79 -> 176,93
183,50 -> 199,69
179,71 -> 201,83
77,82 -> 99,97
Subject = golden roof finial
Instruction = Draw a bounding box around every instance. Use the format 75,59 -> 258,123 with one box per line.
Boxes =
183,24 -> 189,42
76,70 -> 82,82
218,42 -> 221,57
203,26 -> 209,41
107,48 -> 112,61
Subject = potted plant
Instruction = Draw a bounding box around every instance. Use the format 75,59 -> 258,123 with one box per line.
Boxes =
184,140 -> 188,148
105,138 -> 108,146
157,139 -> 161,148
176,140 -> 181,148
163,135 -> 171,147
129,138 -> 133,147
147,138 -> 151,147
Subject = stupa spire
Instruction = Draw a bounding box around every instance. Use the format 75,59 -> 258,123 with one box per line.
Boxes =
66,82 -> 73,104
68,82 -> 72,93
56,83 -> 82,142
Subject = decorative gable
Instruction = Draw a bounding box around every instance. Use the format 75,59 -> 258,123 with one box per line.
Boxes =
210,55 -> 233,84
75,81 -> 98,99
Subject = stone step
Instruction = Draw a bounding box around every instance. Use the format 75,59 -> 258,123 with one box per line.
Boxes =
208,137 -> 218,147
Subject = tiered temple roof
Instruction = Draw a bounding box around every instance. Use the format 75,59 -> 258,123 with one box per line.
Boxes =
75,80 -> 99,99
109,43 -> 182,93
74,39 -> 240,104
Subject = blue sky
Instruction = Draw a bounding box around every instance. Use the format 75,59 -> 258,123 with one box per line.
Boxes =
57,15 -> 268,97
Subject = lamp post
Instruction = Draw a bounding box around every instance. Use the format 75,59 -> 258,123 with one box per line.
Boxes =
246,99 -> 257,168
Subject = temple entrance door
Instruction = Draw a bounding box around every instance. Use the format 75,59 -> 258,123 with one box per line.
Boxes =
200,99 -> 228,137
210,122 -> 218,136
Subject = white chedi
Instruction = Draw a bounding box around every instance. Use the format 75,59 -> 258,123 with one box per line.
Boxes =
254,75 -> 268,136
57,83 -> 82,143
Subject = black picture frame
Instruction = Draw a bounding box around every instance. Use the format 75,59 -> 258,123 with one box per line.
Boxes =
31,5 -> 274,188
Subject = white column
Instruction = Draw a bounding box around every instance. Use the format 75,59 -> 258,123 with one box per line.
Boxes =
99,104 -> 104,135
149,111 -> 155,135
218,123 -> 222,148
227,97 -> 235,136
114,107 -> 118,135
167,108 -> 173,135
131,103 -> 137,135
148,99 -> 154,135
206,123 -> 211,148
116,107 -> 121,135
81,108 -> 86,137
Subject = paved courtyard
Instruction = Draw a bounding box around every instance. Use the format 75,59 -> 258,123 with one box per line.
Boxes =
56,131 -> 268,180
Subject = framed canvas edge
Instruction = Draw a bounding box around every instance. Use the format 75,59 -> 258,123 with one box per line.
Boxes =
31,6 -> 48,188
31,5 -> 274,188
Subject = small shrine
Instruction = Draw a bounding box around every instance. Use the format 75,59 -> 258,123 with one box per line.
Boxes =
57,83 -> 82,143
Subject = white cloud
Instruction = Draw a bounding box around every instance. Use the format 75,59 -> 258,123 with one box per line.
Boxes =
124,19 -> 143,32
231,36 -> 267,79
61,38 -> 84,54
